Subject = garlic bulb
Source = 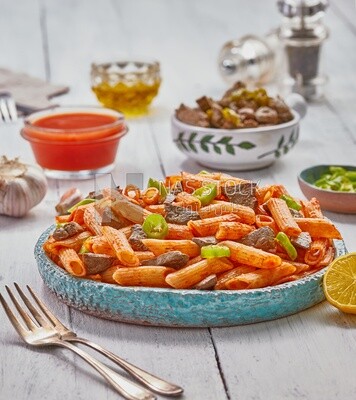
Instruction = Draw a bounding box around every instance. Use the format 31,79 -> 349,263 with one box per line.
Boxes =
0,156 -> 48,217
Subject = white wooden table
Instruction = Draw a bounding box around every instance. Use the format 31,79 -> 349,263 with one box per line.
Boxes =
1,1 -> 356,399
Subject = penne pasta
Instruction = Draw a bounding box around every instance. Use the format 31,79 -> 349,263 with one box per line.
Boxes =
215,221 -> 255,240
58,248 -> 86,276
134,251 -> 156,262
225,263 -> 296,289
198,202 -> 255,224
304,238 -> 329,265
215,265 -> 256,290
188,213 -> 240,237
301,197 -> 323,218
145,204 -> 166,216
181,171 -> 220,194
47,170 -> 343,291
221,240 -> 282,269
267,198 -> 302,236
83,206 -> 102,235
142,239 -> 200,258
174,192 -> 201,210
167,223 -> 194,240
113,266 -> 175,287
45,231 -> 92,255
255,214 -> 277,233
295,218 -> 342,239
165,258 -> 233,289
186,255 -> 203,266
102,226 -> 140,267
91,236 -> 116,257
100,266 -> 119,283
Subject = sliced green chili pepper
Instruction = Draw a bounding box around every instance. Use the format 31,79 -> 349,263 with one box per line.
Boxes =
147,178 -> 168,201
280,194 -> 302,211
201,245 -> 230,259
314,167 -> 356,193
192,183 -> 217,206
198,170 -> 209,175
67,198 -> 96,213
275,232 -> 297,261
79,237 -> 93,254
345,171 -> 356,181
142,214 -> 168,239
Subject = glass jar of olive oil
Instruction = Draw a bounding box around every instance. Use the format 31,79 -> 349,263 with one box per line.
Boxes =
91,60 -> 161,117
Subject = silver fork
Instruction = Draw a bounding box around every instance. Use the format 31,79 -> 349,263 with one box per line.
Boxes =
25,285 -> 183,397
0,92 -> 18,123
0,284 -> 156,400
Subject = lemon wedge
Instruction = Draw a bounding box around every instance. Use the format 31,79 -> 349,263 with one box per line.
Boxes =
323,252 -> 356,314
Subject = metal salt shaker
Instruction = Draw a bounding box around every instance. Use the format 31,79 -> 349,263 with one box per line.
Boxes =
277,0 -> 329,100
218,34 -> 277,86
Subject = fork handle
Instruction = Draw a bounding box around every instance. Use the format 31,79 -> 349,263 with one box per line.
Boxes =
53,339 -> 156,400
67,336 -> 183,396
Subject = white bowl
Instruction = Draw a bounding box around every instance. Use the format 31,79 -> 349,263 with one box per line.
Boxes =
171,111 -> 301,171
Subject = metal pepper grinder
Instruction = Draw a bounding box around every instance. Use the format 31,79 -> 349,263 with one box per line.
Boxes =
277,0 -> 329,100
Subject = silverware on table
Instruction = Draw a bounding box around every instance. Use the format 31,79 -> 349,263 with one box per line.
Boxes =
27,284 -> 183,396
0,284 -> 164,400
0,92 -> 18,123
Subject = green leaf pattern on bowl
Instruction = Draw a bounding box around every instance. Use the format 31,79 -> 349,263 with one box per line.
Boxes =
174,126 -> 299,159
174,132 -> 257,156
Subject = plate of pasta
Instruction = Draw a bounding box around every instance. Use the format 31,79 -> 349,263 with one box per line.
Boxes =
35,171 -> 347,327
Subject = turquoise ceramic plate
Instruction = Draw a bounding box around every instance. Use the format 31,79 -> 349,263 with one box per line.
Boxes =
35,226 -> 347,327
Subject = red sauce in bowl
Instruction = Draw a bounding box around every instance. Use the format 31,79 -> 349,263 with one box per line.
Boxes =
33,112 -> 117,130
21,108 -> 128,177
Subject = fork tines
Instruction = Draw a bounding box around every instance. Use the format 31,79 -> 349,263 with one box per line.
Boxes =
0,92 -> 18,123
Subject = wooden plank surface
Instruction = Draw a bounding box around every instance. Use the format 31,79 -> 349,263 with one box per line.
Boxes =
1,1 -> 356,400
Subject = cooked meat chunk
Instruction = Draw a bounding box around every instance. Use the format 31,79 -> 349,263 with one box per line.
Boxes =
141,251 -> 189,269
165,203 -> 200,225
240,226 -> 276,251
87,190 -> 104,200
224,182 -> 257,210
196,96 -> 213,112
210,107 -> 224,128
220,81 -> 246,105
194,274 -> 217,290
55,187 -> 82,215
238,107 -> 256,120
111,191 -> 146,224
101,206 -> 130,230
175,104 -> 210,127
242,118 -> 259,128
81,253 -> 116,274
268,96 -> 294,123
192,236 -> 218,247
128,224 -> 148,251
290,232 -> 312,250
53,222 -> 84,241
255,107 -> 279,124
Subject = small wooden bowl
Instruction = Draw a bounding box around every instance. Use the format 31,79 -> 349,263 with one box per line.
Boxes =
298,165 -> 356,214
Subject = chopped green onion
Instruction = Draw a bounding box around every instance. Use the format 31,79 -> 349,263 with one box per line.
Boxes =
67,198 -> 96,213
192,183 -> 217,206
201,245 -> 230,259
198,170 -> 210,175
142,214 -> 168,239
280,194 -> 302,211
314,167 -> 356,193
275,232 -> 297,261
148,178 -> 168,201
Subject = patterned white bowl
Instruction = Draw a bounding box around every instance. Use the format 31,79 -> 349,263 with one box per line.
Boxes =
172,111 -> 301,171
